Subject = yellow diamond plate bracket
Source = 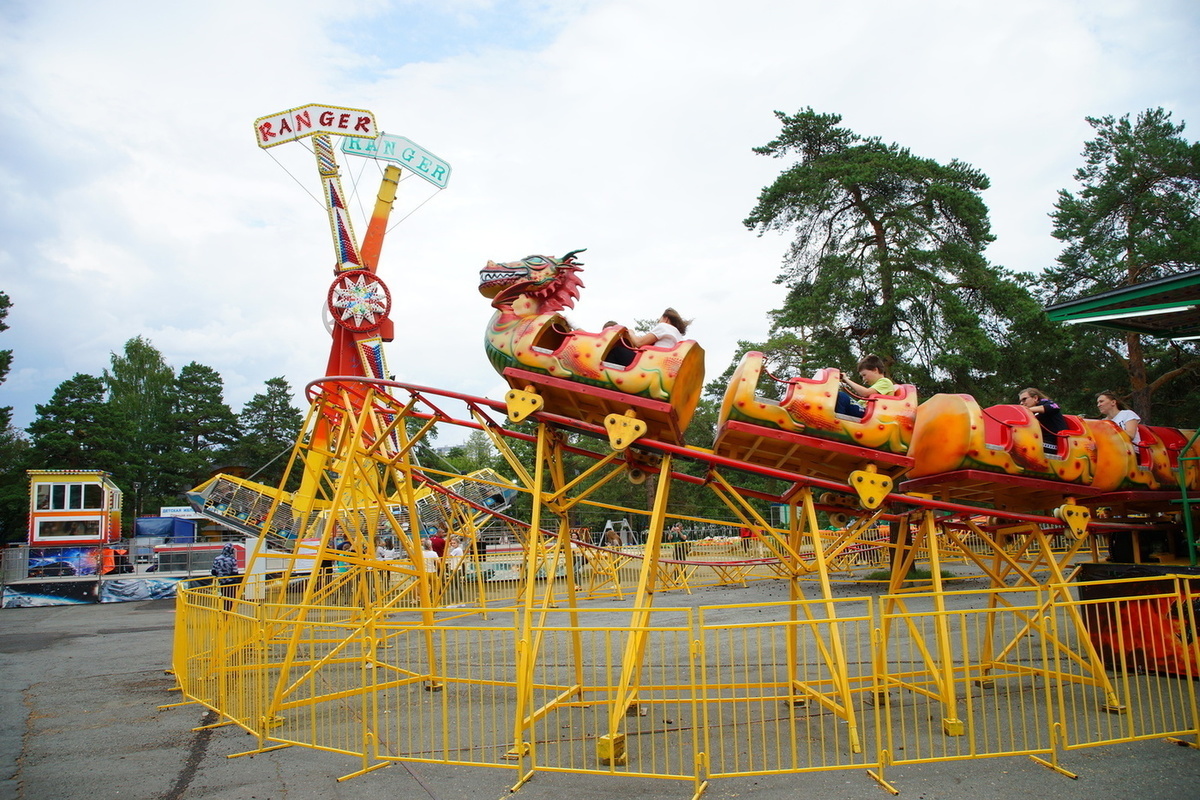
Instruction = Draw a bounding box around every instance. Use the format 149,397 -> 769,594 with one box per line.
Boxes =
1053,502 -> 1092,539
849,465 -> 892,509
604,410 -> 647,451
505,385 -> 544,423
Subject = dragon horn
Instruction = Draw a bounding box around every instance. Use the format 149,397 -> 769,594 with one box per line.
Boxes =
561,248 -> 587,263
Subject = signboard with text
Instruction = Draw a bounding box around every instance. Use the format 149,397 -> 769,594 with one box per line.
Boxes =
160,506 -> 205,519
254,103 -> 378,149
342,133 -> 452,188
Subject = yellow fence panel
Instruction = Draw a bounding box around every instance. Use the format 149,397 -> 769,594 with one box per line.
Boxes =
522,608 -> 701,780
698,598 -> 880,778
173,573 -> 1200,789
1049,575 -> 1200,749
369,610 -> 522,767
877,587 -> 1060,764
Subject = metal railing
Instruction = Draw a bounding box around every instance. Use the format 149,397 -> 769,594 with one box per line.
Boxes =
173,572 -> 1199,790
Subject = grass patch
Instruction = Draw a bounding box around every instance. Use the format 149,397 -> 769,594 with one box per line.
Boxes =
864,566 -> 955,582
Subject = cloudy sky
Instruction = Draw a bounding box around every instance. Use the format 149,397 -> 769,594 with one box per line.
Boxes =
2,0 -> 1198,444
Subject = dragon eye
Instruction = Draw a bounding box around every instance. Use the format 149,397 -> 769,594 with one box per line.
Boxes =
524,256 -> 548,269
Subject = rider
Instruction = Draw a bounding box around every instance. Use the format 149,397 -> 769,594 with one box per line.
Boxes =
835,354 -> 896,418
1018,388 -> 1068,436
629,308 -> 690,348
1096,390 -> 1141,444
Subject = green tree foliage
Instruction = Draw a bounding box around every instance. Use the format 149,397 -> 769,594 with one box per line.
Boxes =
440,430 -> 501,475
104,336 -> 182,512
0,426 -> 32,543
744,108 -> 1043,400
173,362 -> 241,482
232,376 -> 304,486
0,292 -> 12,430
28,374 -> 129,472
1048,108 -> 1200,421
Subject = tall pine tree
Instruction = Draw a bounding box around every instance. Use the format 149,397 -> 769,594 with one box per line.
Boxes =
744,108 -> 1042,400
233,376 -> 304,486
28,374 -> 129,472
1048,108 -> 1200,421
173,361 -> 241,482
0,291 -> 12,430
104,336 -> 181,510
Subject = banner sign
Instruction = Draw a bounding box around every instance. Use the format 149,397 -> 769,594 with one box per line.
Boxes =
342,133 -> 452,189
160,506 -> 204,519
254,104 -> 378,149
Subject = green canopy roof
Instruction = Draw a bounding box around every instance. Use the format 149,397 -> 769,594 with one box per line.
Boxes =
1044,268 -> 1200,339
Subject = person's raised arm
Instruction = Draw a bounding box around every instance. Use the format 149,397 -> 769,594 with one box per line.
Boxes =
628,330 -> 658,347
839,371 -> 870,397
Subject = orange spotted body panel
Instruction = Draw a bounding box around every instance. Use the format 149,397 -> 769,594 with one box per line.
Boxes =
907,396 -> 1199,491
718,352 -> 917,454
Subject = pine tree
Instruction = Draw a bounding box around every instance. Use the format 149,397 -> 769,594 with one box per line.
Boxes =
0,292 -> 12,430
28,374 -> 129,473
104,336 -> 181,509
233,377 -> 304,486
744,108 -> 1042,400
0,425 -> 32,543
174,362 -> 241,482
1048,108 -> 1200,420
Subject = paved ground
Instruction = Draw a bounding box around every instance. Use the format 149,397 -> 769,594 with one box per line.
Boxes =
1,590 -> 1199,800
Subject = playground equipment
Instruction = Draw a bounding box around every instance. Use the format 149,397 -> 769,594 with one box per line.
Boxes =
171,106 -> 1199,797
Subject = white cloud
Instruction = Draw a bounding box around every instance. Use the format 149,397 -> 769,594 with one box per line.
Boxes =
1,0 -> 1197,447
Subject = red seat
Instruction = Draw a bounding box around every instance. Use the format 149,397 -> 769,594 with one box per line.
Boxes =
982,404 -> 1027,451
1142,425 -> 1186,469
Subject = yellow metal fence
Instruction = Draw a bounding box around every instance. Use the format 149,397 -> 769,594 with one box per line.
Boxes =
174,574 -> 1199,789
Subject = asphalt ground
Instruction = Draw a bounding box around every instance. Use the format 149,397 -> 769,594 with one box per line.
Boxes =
2,586 -> 1199,800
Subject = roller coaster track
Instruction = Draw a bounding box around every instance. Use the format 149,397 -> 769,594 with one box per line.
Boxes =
309,375 -> 1171,539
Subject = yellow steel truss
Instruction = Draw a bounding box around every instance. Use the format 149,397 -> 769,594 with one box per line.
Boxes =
173,379 -> 1200,796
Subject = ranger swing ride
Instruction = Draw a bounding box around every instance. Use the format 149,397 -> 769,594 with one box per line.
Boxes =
172,104 -> 1200,796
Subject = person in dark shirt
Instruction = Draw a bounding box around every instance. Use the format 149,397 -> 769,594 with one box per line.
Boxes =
210,543 -> 238,583
429,527 -> 447,559
1018,387 -> 1068,435
210,543 -> 239,607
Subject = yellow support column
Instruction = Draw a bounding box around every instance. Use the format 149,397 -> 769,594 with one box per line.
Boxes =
509,423 -> 551,784
599,454 -> 673,765
922,509 -> 964,736
796,487 -> 863,753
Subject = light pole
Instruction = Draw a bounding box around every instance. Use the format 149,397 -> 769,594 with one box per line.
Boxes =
131,482 -> 141,537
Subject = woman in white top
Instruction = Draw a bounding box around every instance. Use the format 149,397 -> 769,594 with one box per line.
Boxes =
1096,391 -> 1141,444
446,537 -> 466,572
419,538 -> 440,573
629,308 -> 691,348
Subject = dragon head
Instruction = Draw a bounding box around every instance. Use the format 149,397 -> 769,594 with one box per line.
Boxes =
479,249 -> 586,313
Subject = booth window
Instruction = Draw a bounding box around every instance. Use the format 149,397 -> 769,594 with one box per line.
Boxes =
35,482 -> 106,512
36,519 -> 101,538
